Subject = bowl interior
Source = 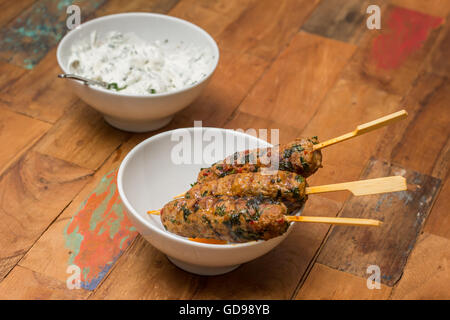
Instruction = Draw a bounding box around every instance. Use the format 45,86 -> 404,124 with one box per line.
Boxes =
57,13 -> 219,76
119,128 -> 273,242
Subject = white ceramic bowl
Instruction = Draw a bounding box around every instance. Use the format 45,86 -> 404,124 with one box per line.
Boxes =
117,127 -> 303,275
56,13 -> 219,132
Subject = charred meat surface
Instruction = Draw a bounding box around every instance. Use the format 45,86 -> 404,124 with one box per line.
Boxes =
186,171 -> 307,203
197,137 -> 322,183
160,196 -> 290,242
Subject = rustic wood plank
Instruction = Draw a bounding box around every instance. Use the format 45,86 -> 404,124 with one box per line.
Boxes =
34,100 -> 130,171
0,0 -> 106,69
374,73 -> 450,180
90,236 -> 201,299
302,0 -> 387,44
238,31 -> 357,130
217,0 -> 320,61
170,0 -> 255,38
170,50 -> 268,128
189,0 -> 255,15
19,136 -> 143,290
390,232 -> 450,299
95,0 -> 179,16
0,0 -> 35,29
0,265 -> 90,300
0,151 -> 93,281
342,5 -> 444,96
91,195 -> 342,299
224,111 -> 301,145
299,78 -> 402,203
317,158 -> 441,286
424,14 -> 450,77
424,174 -> 450,240
0,107 -> 50,176
391,0 -> 450,17
0,61 -> 27,94
391,77 -> 449,178
1,47 -> 79,123
295,263 -> 392,300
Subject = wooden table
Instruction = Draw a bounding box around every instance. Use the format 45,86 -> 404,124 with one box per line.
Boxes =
0,0 -> 448,300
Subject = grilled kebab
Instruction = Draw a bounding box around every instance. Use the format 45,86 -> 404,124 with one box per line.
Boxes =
197,137 -> 322,183
187,171 -> 307,202
160,195 -> 291,242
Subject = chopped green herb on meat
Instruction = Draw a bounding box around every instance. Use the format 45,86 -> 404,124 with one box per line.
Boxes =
215,205 -> 226,216
182,205 -> 191,221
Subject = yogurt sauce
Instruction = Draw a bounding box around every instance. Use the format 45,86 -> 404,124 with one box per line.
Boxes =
68,31 -> 214,95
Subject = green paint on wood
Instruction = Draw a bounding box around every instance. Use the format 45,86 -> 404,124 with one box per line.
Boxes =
63,225 -> 84,266
0,0 -> 107,69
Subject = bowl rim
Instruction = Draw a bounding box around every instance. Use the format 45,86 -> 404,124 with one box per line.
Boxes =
117,127 -> 301,249
56,12 -> 220,98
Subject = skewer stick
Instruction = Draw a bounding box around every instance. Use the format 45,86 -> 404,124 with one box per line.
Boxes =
285,216 -> 382,227
147,210 -> 382,227
173,192 -> 185,199
173,176 -> 407,199
305,176 -> 406,196
313,110 -> 408,151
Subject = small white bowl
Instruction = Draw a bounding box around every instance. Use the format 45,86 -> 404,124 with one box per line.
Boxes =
117,127 -> 303,275
57,13 -> 219,132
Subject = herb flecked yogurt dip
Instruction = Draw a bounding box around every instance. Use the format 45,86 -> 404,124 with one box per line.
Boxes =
67,31 -> 214,95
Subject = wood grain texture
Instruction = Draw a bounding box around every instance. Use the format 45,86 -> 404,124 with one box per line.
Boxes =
0,151 -> 92,281
95,0 -> 178,16
391,76 -> 449,178
224,111 -> 300,145
34,100 -> 130,170
296,263 -> 392,300
1,48 -> 78,123
90,235 -> 201,300
217,0 -> 320,61
63,168 -> 137,291
391,0 -> 450,17
238,31 -> 357,130
317,158 -> 441,286
0,266 -> 90,300
299,77 -> 402,203
342,5 -> 444,96
171,50 -> 268,128
170,0 -> 255,38
424,15 -> 450,77
0,60 -> 27,93
302,0 -> 387,44
0,0 -> 106,69
374,73 -> 450,180
0,0 -> 35,28
19,136 -> 141,288
424,174 -> 450,240
0,107 -> 50,176
91,195 -> 342,299
390,233 -> 450,299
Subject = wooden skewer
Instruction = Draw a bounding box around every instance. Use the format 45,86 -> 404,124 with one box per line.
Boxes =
313,110 -> 408,151
147,210 -> 381,227
285,216 -> 382,227
173,176 -> 407,199
173,192 -> 185,199
305,176 -> 407,196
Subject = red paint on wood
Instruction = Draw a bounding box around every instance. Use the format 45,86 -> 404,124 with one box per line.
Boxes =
64,169 -> 137,290
371,7 -> 442,69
